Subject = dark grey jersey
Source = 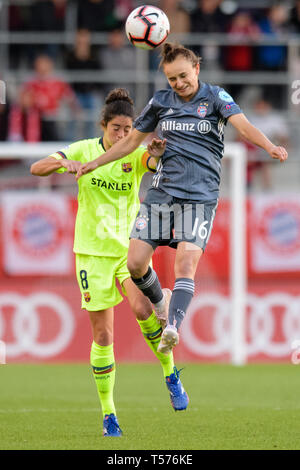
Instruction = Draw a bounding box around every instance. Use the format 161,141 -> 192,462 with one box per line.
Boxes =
134,82 -> 242,201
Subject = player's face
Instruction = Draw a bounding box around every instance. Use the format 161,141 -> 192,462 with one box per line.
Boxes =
103,115 -> 133,148
163,57 -> 200,101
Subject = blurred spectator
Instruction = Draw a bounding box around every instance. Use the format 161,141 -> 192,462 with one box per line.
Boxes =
161,0 -> 191,34
8,4 -> 29,69
243,98 -> 289,190
191,0 -> 229,33
114,0 -> 134,26
77,0 -> 119,32
29,0 -> 67,61
65,29 -> 100,99
223,10 -> 260,101
256,4 -> 289,108
257,4 -> 289,71
190,0 -> 229,67
98,29 -> 136,98
65,29 -> 101,138
224,11 -> 260,71
0,103 -> 9,141
289,0 -> 300,33
8,89 -> 41,142
21,55 -> 80,141
30,0 -> 66,31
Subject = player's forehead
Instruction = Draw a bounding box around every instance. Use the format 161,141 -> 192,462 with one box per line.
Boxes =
108,115 -> 132,127
163,57 -> 195,79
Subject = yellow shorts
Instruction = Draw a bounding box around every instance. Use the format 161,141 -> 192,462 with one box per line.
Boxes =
75,253 -> 130,311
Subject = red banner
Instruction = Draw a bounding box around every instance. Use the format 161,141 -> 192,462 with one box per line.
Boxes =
1,277 -> 299,363
1,193 -> 300,363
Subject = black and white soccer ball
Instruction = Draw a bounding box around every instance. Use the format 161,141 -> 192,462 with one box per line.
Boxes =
125,5 -> 170,50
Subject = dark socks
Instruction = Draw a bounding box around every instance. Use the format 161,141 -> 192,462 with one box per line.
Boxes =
131,266 -> 163,304
168,278 -> 195,330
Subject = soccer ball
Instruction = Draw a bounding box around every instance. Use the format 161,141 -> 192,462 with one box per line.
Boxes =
125,5 -> 170,50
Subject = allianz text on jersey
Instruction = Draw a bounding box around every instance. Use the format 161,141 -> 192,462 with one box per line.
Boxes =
161,119 -> 212,134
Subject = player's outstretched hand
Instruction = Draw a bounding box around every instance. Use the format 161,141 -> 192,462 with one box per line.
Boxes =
60,160 -> 82,174
147,138 -> 167,158
268,145 -> 288,163
76,160 -> 99,180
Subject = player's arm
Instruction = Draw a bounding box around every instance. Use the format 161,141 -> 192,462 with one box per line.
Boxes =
30,154 -> 81,176
143,138 -> 167,170
228,113 -> 288,162
76,128 -> 148,179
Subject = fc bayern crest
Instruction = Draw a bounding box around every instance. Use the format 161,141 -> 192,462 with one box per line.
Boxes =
197,105 -> 207,118
135,215 -> 148,231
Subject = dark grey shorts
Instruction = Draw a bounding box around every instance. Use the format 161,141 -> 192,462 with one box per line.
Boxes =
130,188 -> 218,250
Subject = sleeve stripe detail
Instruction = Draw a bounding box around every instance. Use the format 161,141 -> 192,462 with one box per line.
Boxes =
49,151 -> 67,160
57,151 -> 67,159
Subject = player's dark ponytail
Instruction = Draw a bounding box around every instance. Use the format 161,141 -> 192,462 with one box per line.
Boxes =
159,42 -> 201,68
101,88 -> 134,126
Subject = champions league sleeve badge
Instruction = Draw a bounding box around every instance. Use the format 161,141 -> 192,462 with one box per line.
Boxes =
218,90 -> 234,103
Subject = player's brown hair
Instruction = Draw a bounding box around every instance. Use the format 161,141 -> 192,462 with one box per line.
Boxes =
101,88 -> 134,126
159,42 -> 201,68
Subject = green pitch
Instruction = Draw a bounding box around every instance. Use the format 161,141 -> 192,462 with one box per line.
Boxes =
1,363 -> 300,450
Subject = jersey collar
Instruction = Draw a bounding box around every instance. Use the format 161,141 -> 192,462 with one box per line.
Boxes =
99,137 -> 106,151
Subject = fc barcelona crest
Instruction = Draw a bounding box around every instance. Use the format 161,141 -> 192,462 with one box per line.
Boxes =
122,162 -> 132,173
84,292 -> 91,302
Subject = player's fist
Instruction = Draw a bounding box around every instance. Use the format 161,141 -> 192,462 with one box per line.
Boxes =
268,145 -> 288,162
147,138 -> 166,158
60,160 -> 82,174
76,160 -> 99,180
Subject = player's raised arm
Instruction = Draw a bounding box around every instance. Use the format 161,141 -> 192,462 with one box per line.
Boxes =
228,113 -> 288,162
76,128 -> 148,179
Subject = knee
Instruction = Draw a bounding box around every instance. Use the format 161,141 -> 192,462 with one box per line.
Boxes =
127,258 -> 146,279
175,261 -> 195,279
93,326 -> 113,346
130,298 -> 152,321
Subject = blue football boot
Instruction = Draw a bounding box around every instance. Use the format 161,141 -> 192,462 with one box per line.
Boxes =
103,413 -> 123,437
165,367 -> 189,411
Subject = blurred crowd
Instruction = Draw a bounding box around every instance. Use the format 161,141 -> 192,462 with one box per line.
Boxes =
0,0 -> 298,189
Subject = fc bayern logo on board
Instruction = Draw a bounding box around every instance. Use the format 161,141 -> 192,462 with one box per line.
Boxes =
12,205 -> 63,257
258,202 -> 300,254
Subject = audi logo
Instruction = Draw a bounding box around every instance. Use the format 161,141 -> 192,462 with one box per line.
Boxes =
181,292 -> 300,357
1,291 -> 299,360
0,292 -> 74,358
